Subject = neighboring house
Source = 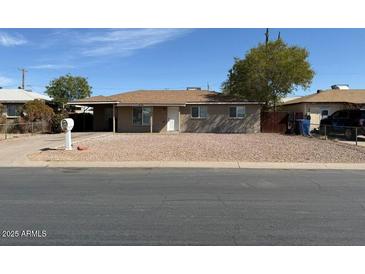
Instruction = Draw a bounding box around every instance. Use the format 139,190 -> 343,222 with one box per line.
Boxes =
280,85 -> 365,129
73,105 -> 93,114
69,89 -> 263,133
281,96 -> 302,103
0,89 -> 52,119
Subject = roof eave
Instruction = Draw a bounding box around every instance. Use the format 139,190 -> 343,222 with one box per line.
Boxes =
0,100 -> 32,103
116,103 -> 186,107
67,101 -> 119,105
186,101 -> 264,105
282,101 -> 365,105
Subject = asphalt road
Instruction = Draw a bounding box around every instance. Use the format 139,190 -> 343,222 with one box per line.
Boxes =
1,167 -> 365,245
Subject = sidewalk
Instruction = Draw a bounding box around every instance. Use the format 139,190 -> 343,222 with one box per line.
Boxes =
4,159 -> 365,170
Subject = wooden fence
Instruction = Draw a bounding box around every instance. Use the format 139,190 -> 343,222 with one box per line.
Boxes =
261,111 -> 303,134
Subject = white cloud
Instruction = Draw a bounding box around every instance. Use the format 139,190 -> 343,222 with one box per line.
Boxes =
29,64 -> 75,69
80,29 -> 189,57
0,32 -> 27,46
0,75 -> 13,86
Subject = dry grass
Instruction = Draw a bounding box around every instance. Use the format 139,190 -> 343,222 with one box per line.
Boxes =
29,133 -> 365,163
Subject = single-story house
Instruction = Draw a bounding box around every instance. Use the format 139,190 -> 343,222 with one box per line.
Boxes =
69,89 -> 263,133
280,86 -> 365,129
281,96 -> 302,103
0,88 -> 52,119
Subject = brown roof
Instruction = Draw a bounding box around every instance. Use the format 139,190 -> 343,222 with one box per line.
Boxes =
282,89 -> 365,105
75,95 -> 117,103
70,90 -> 262,105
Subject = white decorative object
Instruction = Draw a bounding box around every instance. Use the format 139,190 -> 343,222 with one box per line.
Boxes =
60,118 -> 74,150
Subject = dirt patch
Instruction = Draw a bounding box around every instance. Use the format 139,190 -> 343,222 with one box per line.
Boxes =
29,133 -> 365,163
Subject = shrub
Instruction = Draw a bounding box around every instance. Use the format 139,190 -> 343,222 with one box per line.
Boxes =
22,100 -> 54,122
50,113 -> 69,133
18,100 -> 58,134
0,103 -> 6,132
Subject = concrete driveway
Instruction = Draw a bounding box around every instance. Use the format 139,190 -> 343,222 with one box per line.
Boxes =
0,132 -> 110,166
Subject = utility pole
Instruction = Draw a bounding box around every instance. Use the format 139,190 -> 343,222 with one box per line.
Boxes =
265,28 -> 269,45
207,82 -> 210,91
18,68 -> 28,89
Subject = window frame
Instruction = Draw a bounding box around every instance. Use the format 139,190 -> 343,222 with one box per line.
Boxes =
6,104 -> 22,118
320,109 -> 329,119
132,106 -> 152,126
229,106 -> 246,119
191,106 -> 208,119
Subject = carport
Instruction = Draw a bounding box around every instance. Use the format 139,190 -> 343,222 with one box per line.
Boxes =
68,99 -> 118,133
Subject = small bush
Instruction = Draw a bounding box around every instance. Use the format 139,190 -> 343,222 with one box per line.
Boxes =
0,104 -> 7,133
0,115 -> 5,125
23,100 -> 54,122
50,113 -> 68,133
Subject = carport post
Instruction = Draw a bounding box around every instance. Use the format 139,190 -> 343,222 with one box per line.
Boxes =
324,125 -> 327,140
150,110 -> 153,133
356,127 -> 358,146
112,104 -> 116,134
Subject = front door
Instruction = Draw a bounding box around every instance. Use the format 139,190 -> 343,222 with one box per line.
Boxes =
167,107 -> 179,131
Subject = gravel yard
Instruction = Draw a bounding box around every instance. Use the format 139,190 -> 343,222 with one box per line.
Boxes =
28,133 -> 365,163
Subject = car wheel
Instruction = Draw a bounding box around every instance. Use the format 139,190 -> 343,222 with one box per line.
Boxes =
344,128 -> 355,140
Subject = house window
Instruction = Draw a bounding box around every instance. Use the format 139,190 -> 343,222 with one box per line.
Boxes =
229,106 -> 245,118
321,109 -> 329,119
191,106 -> 208,118
6,104 -> 22,117
133,107 -> 152,126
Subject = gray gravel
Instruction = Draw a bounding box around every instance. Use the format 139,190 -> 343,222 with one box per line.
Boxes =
29,133 -> 365,163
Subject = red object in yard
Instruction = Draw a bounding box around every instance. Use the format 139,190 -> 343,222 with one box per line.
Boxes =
77,145 -> 88,151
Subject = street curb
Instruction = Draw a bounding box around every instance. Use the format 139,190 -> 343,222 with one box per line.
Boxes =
2,160 -> 365,170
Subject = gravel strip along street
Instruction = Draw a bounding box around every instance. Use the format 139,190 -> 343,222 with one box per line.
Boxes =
29,133 -> 365,163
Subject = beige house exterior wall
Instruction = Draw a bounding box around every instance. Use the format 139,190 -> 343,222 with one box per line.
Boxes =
281,102 -> 352,130
305,103 -> 344,129
179,104 -> 261,133
95,104 -> 261,133
152,107 -> 168,132
117,106 -> 168,133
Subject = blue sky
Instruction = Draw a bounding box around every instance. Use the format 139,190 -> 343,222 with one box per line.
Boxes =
0,28 -> 365,97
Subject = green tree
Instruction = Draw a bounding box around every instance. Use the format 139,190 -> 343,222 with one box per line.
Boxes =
222,38 -> 314,110
22,100 -> 54,122
45,74 -> 92,108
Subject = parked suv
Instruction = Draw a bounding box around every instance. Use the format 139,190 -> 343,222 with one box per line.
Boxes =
320,109 -> 365,140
